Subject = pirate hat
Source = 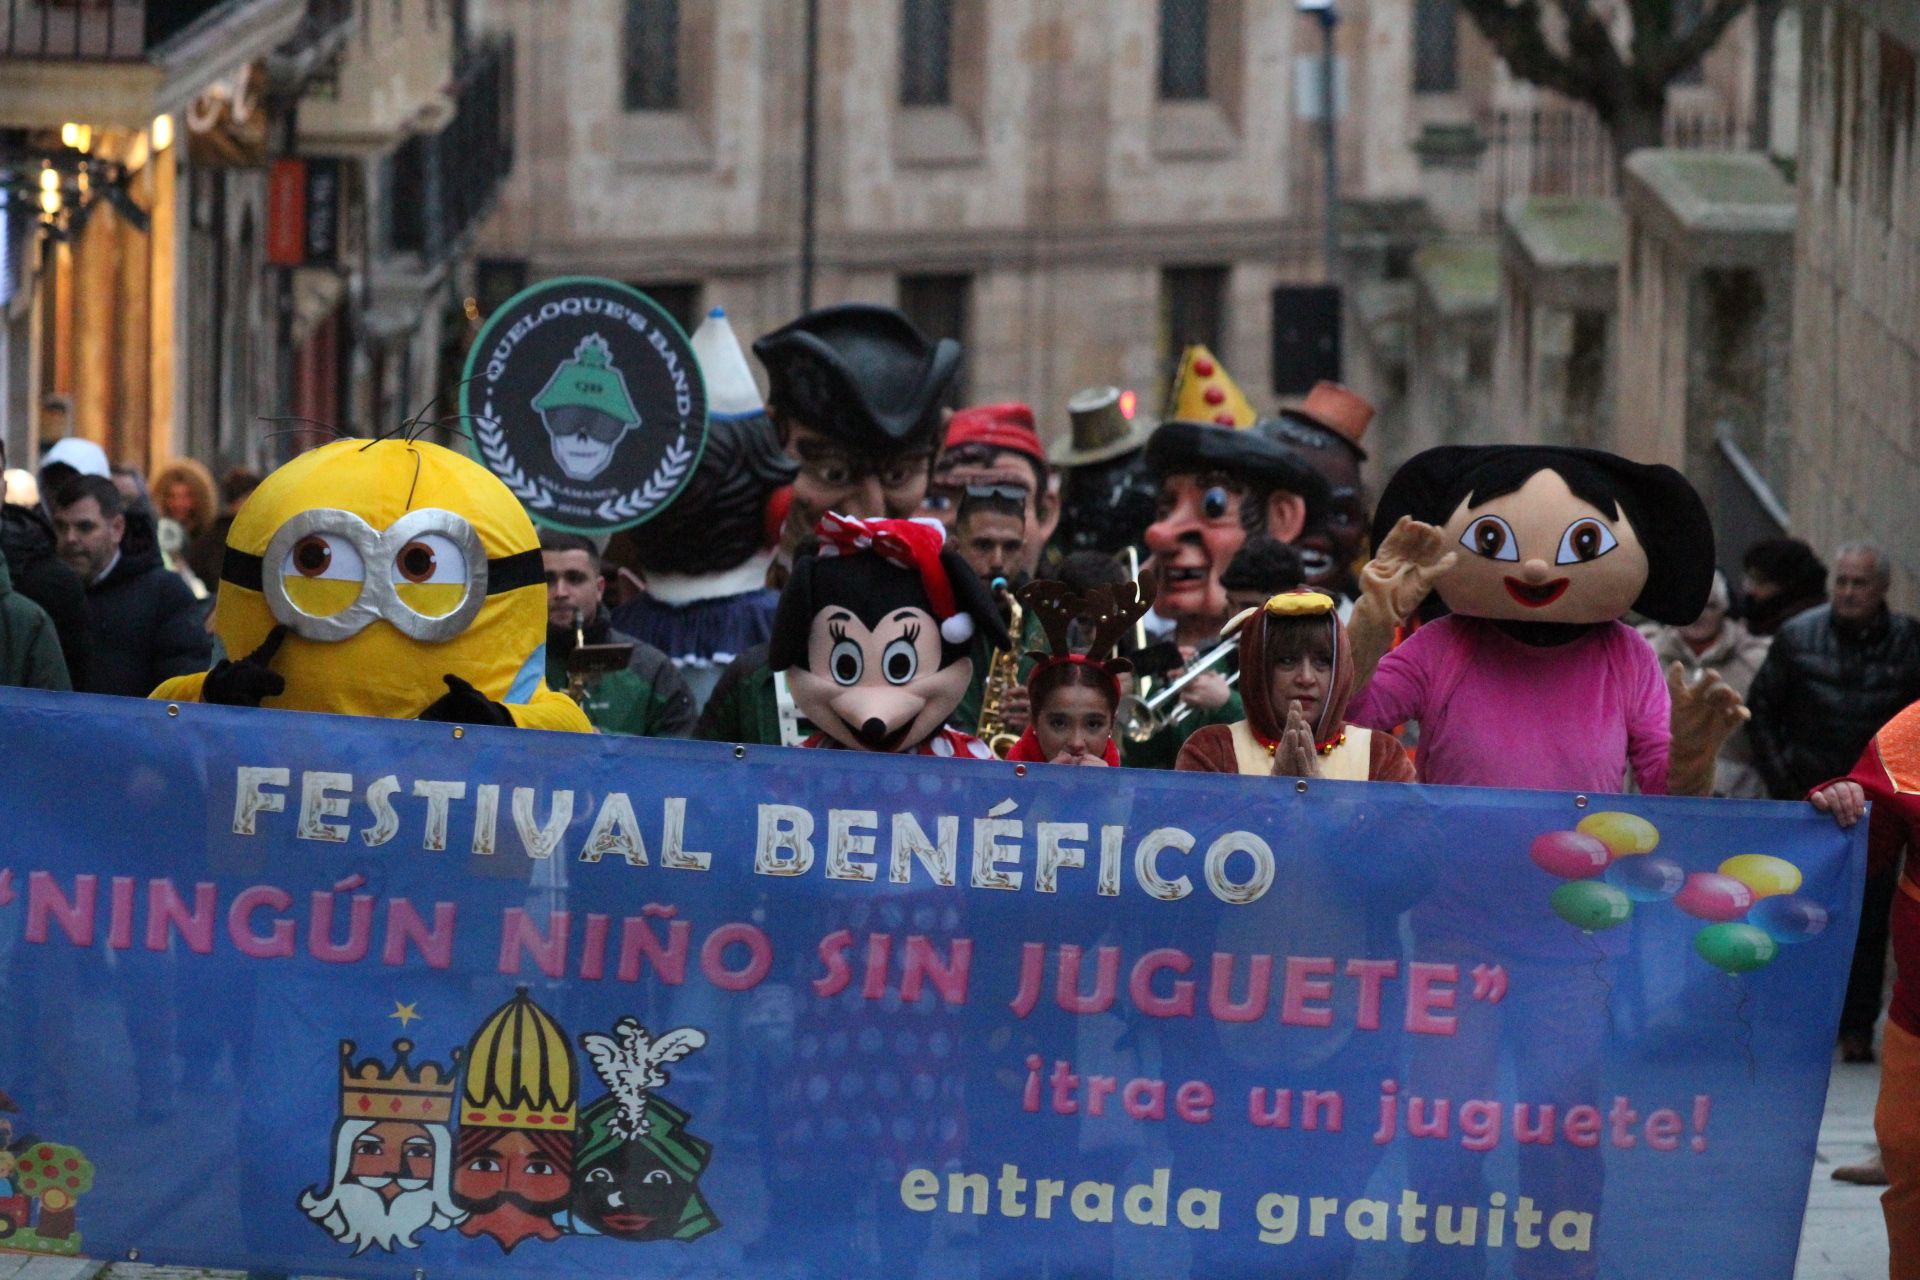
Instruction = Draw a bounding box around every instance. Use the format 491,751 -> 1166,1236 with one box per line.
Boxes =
753,304 -> 960,453
1050,385 -> 1154,467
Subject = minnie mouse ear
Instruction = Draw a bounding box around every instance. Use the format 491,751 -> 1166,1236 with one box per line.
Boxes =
941,614 -> 975,644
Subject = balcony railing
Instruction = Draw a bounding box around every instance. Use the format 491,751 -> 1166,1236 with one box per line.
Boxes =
0,0 -> 234,60
385,33 -> 512,265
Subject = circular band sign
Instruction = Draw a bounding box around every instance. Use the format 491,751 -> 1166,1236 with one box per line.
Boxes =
461,277 -> 709,534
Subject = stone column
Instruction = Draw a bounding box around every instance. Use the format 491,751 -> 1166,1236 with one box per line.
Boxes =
1494,196 -> 1623,448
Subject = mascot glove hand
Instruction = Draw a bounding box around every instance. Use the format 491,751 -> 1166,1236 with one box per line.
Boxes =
418,674 -> 515,727
202,624 -> 289,707
1359,516 -> 1458,625
1665,662 -> 1751,796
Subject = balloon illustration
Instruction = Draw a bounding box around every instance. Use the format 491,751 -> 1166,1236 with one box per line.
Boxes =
1551,880 -> 1632,932
1693,922 -> 1778,974
1530,830 -> 1613,880
1717,854 -> 1803,899
1577,811 -> 1660,857
1749,893 -> 1830,944
1605,854 -> 1686,902
1674,872 -> 1755,922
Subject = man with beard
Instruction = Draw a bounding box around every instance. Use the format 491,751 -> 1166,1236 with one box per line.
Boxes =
1256,381 -> 1375,604
454,989 -> 579,1252
542,532 -> 695,737
300,1039 -> 465,1254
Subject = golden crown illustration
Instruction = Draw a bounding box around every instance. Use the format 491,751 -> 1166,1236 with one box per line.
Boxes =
460,988 -> 578,1132
338,1039 -> 460,1125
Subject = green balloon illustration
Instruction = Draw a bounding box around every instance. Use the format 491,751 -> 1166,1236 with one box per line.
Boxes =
1550,880 -> 1632,932
1693,922 -> 1778,974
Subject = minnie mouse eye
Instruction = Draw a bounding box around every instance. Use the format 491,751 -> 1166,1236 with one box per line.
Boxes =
1460,514 -> 1519,562
882,636 -> 919,685
1555,519 -> 1618,565
830,637 -> 864,686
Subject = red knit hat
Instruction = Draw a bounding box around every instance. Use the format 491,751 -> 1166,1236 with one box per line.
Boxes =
813,513 -> 976,643
945,403 -> 1044,464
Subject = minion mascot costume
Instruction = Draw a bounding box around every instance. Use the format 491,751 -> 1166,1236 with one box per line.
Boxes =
152,437 -> 590,732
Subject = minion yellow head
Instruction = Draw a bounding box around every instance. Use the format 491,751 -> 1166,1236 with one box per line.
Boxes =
212,439 -> 548,719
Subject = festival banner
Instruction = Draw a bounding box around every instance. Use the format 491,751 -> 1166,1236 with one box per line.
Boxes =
0,689 -> 1864,1278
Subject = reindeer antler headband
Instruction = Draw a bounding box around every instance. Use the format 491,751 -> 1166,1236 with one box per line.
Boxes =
1016,578 -> 1154,694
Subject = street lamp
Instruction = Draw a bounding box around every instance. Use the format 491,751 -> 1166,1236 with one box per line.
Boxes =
1296,0 -> 1339,283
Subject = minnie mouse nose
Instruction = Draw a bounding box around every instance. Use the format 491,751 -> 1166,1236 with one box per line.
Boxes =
860,717 -> 889,743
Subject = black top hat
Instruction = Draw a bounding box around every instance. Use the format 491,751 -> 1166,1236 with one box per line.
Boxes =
753,304 -> 962,453
1145,420 -> 1331,520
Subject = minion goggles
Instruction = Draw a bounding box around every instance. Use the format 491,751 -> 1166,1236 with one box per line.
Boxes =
220,508 -> 544,644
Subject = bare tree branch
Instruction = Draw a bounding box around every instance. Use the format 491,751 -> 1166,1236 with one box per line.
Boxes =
1455,0 -> 1609,107
1644,0 -> 1752,86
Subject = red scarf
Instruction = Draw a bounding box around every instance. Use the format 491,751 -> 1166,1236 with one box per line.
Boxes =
1005,725 -> 1121,767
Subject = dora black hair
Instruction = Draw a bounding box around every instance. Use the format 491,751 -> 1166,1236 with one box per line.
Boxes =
1370,445 -> 1716,625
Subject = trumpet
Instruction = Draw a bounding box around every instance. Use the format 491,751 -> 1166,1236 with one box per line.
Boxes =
1114,635 -> 1238,743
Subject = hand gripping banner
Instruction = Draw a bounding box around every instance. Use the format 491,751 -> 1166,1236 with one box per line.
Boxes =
0,689 -> 1863,1278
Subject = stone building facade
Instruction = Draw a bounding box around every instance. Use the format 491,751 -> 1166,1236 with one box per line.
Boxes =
1789,0 -> 1920,605
468,0 -> 1492,440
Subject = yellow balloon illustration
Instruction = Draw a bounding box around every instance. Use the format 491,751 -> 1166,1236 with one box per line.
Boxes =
1717,854 -> 1803,899
1576,811 -> 1660,857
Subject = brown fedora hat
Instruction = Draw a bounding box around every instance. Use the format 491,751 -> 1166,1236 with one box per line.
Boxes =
1282,381 -> 1374,458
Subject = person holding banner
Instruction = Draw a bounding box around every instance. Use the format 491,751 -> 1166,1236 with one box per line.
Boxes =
1002,577 -> 1152,768
1811,706 -> 1920,1274
1175,587 -> 1416,782
151,437 -> 590,732
768,512 -> 1009,756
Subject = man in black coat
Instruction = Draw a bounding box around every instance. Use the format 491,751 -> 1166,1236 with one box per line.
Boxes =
0,440 -> 91,687
49,475 -> 211,699
1749,541 -> 1920,1060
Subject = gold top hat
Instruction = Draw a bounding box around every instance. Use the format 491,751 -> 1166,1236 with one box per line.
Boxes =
460,989 -> 578,1132
1051,385 -> 1154,467
339,1039 -> 460,1125
1167,345 -> 1257,429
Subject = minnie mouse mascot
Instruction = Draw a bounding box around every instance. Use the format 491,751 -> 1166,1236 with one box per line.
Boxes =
769,513 -> 1010,757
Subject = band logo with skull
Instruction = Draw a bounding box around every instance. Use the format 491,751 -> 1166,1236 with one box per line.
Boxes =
462,277 -> 709,535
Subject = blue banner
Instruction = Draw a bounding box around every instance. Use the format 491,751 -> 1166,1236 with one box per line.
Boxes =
0,689 -> 1864,1278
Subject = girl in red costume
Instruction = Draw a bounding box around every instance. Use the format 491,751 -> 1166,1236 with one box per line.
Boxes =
1002,580 -> 1151,768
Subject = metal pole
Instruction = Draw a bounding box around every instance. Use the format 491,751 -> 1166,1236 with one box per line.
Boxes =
1318,8 -> 1339,284
799,0 -> 820,312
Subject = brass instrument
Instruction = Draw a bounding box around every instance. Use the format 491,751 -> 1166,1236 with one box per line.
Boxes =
976,576 -> 1025,757
563,611 -> 635,706
1113,634 -> 1238,743
1124,546 -> 1152,704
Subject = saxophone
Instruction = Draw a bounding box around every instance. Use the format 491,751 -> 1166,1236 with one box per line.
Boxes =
976,577 -> 1024,758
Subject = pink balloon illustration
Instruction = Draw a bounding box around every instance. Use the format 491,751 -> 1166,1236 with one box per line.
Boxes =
1529,831 -> 1613,880
1674,872 -> 1754,922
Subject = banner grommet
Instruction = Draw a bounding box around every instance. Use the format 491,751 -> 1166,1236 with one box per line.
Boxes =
166,704 -> 179,717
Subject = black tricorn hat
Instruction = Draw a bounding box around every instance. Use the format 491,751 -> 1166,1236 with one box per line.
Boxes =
1145,419 -> 1331,523
753,304 -> 962,453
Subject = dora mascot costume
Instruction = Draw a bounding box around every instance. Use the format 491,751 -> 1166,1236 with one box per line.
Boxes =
152,438 -> 590,732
